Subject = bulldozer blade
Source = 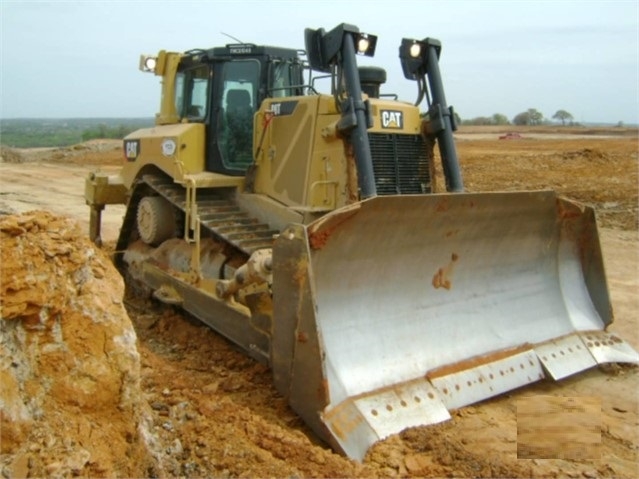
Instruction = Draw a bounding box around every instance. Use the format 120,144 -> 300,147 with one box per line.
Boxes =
271,190 -> 639,461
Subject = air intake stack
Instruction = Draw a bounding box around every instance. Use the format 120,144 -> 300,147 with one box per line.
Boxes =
358,66 -> 386,98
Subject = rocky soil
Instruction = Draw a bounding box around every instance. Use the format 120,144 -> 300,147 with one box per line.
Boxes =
1,128 -> 638,478
0,212 -> 159,478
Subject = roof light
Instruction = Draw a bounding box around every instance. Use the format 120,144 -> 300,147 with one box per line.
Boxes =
145,57 -> 157,70
399,38 -> 441,80
139,54 -> 158,73
305,24 -> 378,72
355,33 -> 377,57
357,37 -> 370,54
409,42 -> 421,58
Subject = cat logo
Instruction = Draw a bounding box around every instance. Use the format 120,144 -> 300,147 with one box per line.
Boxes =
381,110 -> 403,129
269,100 -> 298,116
124,140 -> 140,161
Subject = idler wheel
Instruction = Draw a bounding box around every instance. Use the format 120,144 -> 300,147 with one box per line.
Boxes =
137,196 -> 176,245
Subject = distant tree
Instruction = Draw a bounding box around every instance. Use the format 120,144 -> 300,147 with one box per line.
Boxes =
117,124 -> 129,137
513,111 -> 531,125
460,113 -> 510,126
616,121 -> 625,128
513,108 -> 544,126
552,109 -> 574,126
463,116 -> 493,126
527,108 -> 544,125
492,113 -> 510,125
81,123 -> 137,142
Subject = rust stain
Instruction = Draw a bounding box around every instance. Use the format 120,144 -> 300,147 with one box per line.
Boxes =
318,379 -> 330,403
309,228 -> 334,250
291,257 -> 309,284
307,204 -> 360,250
557,197 -> 584,221
297,331 -> 309,343
322,401 -> 364,441
432,252 -> 459,290
435,199 -> 450,213
427,344 -> 532,380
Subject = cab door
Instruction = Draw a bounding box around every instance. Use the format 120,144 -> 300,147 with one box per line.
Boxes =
207,59 -> 261,175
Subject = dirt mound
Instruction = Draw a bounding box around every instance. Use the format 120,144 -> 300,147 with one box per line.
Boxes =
0,140 -> 122,166
456,137 -> 638,231
0,212 -> 160,478
45,140 -> 122,165
561,147 -> 610,163
125,300 -> 377,478
0,146 -> 23,164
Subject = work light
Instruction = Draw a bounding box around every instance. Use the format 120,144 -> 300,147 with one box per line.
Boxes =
409,42 -> 421,58
355,33 -> 377,57
305,23 -> 377,72
399,38 -> 441,80
139,54 -> 158,73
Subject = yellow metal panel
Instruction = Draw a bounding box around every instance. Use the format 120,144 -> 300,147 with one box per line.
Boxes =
253,95 -> 350,212
316,95 -> 340,115
156,51 -> 182,125
307,112 -> 350,210
253,97 -> 316,206
252,94 -> 423,213
182,172 -> 244,189
367,98 -> 421,134
84,173 -> 127,205
120,123 -> 206,187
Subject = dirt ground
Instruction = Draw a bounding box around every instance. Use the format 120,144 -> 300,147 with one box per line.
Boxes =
1,127 -> 638,478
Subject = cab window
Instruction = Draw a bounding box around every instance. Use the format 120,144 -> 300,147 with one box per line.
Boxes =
174,72 -> 185,116
217,60 -> 260,170
270,60 -> 303,98
175,65 -> 210,120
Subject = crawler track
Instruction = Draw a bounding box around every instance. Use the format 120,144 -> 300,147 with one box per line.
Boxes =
115,173 -> 277,261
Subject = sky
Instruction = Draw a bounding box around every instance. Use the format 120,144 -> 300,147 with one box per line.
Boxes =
1,0 -> 638,124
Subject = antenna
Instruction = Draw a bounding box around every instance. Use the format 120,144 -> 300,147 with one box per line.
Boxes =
221,32 -> 245,44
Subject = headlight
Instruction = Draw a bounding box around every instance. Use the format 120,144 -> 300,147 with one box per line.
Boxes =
409,42 -> 422,58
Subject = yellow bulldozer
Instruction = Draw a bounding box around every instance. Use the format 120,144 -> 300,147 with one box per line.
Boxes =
85,23 -> 638,460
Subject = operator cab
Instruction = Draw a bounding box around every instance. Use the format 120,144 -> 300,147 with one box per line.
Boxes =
174,45 -> 303,176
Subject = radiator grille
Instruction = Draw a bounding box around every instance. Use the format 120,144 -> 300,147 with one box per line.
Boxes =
368,133 -> 432,195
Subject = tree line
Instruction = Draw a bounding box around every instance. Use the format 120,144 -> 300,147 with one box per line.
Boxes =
460,109 -> 576,126
80,124 -> 139,142
0,118 -> 153,148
